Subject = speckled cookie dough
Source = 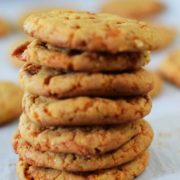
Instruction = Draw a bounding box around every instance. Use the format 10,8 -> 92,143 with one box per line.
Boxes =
22,93 -> 152,126
19,113 -> 146,156
24,9 -> 161,52
13,40 -> 150,72
14,121 -> 153,172
17,151 -> 149,180
19,63 -> 153,98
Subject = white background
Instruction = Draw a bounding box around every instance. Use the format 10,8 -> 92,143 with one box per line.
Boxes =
0,0 -> 180,179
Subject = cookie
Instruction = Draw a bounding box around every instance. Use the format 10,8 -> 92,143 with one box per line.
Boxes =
18,8 -> 55,30
24,9 -> 160,52
19,113 -> 146,156
151,24 -> 176,50
18,10 -> 43,30
14,39 -> 150,72
23,93 -> 152,126
13,121 -> 153,172
13,39 -> 150,72
0,82 -> 23,125
17,151 -> 149,180
19,63 -> 153,98
0,18 -> 10,37
149,71 -> 163,97
159,50 -> 180,87
101,0 -> 165,20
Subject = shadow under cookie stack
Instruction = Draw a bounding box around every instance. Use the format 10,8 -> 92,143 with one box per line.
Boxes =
12,9 -> 159,180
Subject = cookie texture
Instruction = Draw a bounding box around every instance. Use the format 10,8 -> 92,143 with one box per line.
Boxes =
17,152 -> 149,180
19,63 -> 153,98
18,8 -> 54,30
0,82 -> 23,125
23,93 -> 152,126
159,50 -> 180,87
14,40 -> 150,72
149,71 -> 163,97
14,121 -> 153,172
19,113 -> 146,156
24,9 -> 160,52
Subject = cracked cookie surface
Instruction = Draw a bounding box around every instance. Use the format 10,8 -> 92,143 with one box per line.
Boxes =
14,121 -> 153,172
19,113 -> 145,156
17,151 -> 149,180
24,9 -> 160,52
19,63 -> 153,98
22,93 -> 152,126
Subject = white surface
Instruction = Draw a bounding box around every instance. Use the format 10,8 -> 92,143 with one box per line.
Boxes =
0,0 -> 180,179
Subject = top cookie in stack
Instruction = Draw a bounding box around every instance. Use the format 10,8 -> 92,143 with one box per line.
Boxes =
23,10 -> 159,52
12,9 -> 158,180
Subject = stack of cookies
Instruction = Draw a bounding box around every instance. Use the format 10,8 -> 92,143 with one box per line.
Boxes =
12,9 -> 159,179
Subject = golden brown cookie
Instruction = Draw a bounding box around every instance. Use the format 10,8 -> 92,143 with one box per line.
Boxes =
24,9 -> 161,52
0,18 -> 10,37
23,93 -> 152,127
14,121 -> 153,172
0,82 -> 23,125
18,10 -> 43,30
19,113 -> 145,156
101,0 -> 165,20
18,8 -> 55,30
151,24 -> 176,50
149,71 -> 163,97
159,50 -> 180,87
19,63 -> 153,98
13,39 -> 150,72
17,151 -> 149,180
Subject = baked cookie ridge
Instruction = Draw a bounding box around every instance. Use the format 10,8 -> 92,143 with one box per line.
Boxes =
22,93 -> 152,126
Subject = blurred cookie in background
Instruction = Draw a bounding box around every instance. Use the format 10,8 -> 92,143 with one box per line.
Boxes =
159,50 -> 180,87
149,71 -> 163,97
101,0 -> 175,50
0,82 -> 23,125
100,0 -> 165,20
0,18 -> 10,37
151,24 -> 176,50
